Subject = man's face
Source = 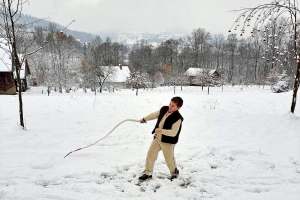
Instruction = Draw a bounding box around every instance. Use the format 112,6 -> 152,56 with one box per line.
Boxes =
168,101 -> 180,113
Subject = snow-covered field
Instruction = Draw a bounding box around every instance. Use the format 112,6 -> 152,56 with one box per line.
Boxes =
1,85 -> 300,200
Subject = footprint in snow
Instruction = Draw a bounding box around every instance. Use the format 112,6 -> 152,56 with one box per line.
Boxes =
29,156 -> 62,170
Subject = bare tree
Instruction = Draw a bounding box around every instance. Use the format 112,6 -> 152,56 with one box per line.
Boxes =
79,62 -> 117,95
212,34 -> 226,70
45,26 -> 79,93
153,71 -> 164,87
251,34 -> 263,83
178,47 -> 192,71
176,73 -> 189,91
81,39 -> 121,94
94,37 -> 128,66
165,72 -> 187,95
230,0 -> 300,113
155,39 -> 179,72
195,69 -> 215,94
188,28 -> 211,68
129,40 -> 155,74
226,34 -> 238,84
0,0 -> 29,127
266,68 -> 280,88
126,69 -> 147,96
78,60 -> 99,95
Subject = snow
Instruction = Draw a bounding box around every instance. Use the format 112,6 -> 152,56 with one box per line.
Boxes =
0,48 -> 27,78
101,66 -> 130,82
1,85 -> 300,200
0,46 -> 12,72
184,68 -> 217,76
112,66 -> 130,82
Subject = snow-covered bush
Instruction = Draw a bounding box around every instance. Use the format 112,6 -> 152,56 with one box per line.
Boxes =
272,70 -> 290,93
272,80 -> 289,93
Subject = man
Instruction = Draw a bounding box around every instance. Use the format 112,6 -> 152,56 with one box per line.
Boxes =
139,96 -> 184,181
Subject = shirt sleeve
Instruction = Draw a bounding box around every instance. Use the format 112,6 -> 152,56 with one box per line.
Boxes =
144,110 -> 160,121
161,119 -> 182,137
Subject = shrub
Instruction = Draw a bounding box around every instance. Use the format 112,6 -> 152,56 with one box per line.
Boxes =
272,80 -> 289,93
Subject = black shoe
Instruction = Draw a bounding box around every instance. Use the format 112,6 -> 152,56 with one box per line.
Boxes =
138,174 -> 152,181
170,175 -> 177,181
170,168 -> 179,181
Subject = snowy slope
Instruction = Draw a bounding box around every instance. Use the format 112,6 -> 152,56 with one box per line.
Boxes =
0,86 -> 300,200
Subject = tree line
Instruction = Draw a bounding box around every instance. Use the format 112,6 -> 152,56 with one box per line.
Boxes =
25,24 -> 298,90
129,26 -> 297,88
1,0 -> 300,128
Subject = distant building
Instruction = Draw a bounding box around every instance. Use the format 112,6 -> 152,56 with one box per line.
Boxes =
15,59 -> 31,92
102,64 -> 131,89
0,47 -> 31,95
0,48 -> 15,94
184,68 -> 221,85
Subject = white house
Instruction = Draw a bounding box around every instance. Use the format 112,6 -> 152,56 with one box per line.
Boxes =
102,65 -> 131,89
184,68 -> 221,85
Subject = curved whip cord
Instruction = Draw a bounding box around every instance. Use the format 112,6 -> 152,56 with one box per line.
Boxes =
64,119 -> 140,158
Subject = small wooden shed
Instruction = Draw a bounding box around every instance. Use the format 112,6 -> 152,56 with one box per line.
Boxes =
184,68 -> 221,85
0,48 -> 31,94
0,48 -> 16,95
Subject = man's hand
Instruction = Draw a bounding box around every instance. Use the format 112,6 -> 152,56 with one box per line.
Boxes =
155,128 -> 162,134
140,118 -> 147,123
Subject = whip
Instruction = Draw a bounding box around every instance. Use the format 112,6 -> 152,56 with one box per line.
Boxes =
64,119 -> 140,158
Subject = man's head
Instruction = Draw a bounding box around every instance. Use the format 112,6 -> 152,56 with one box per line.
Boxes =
168,96 -> 183,113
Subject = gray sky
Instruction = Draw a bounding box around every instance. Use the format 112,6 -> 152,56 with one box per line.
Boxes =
22,0 -> 270,37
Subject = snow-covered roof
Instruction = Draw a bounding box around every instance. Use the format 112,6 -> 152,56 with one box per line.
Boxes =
101,66 -> 130,82
13,59 -> 28,79
0,47 -> 13,72
0,39 -> 29,78
184,68 -> 217,76
0,48 -> 29,79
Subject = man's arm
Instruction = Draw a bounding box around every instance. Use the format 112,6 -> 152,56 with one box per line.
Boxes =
155,119 -> 182,137
140,110 -> 160,123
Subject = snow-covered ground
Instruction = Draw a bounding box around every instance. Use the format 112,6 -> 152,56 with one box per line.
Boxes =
1,85 -> 300,200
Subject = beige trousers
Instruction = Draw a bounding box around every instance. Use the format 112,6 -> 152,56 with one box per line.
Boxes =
144,137 -> 177,175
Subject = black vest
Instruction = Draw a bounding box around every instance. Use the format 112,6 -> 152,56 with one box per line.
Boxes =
152,106 -> 184,144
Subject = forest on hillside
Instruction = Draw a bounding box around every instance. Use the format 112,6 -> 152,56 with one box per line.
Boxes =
1,2 -> 298,96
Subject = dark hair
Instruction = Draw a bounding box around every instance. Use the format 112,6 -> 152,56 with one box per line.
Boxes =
171,96 -> 183,107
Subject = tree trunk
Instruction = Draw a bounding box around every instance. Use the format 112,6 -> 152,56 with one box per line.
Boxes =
174,85 -> 175,95
136,88 -> 138,96
16,68 -> 24,127
47,85 -> 50,96
291,58 -> 300,113
12,42 -> 24,127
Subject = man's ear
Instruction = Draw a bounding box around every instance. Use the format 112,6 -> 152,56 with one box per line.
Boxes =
177,106 -> 181,110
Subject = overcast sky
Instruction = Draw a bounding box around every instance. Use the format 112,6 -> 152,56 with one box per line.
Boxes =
22,0 -> 270,37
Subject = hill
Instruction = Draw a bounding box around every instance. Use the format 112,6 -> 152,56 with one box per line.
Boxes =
19,14 -> 95,43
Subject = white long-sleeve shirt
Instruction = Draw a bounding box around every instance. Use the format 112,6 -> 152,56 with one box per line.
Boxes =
144,110 -> 182,140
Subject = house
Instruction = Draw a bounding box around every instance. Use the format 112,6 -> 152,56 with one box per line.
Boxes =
102,65 -> 131,89
184,68 -> 221,85
0,47 -> 31,95
14,59 -> 31,92
0,48 -> 16,95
